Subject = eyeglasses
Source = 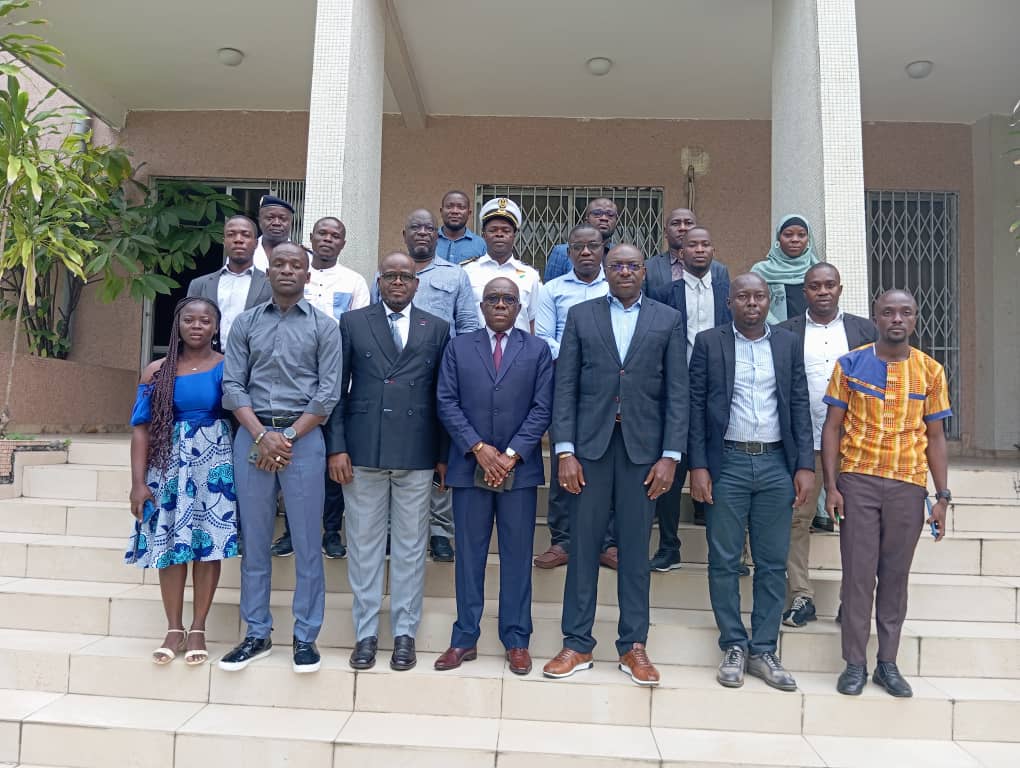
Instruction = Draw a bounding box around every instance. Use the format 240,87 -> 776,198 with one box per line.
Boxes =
380,271 -> 417,283
482,294 -> 519,306
606,262 -> 643,274
568,241 -> 604,253
588,208 -> 618,219
407,224 -> 436,233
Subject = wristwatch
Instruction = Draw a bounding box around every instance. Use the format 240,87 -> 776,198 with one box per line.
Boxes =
934,489 -> 952,502
505,447 -> 518,462
282,427 -> 297,441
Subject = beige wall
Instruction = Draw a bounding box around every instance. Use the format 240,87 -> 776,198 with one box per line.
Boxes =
4,109 -> 981,444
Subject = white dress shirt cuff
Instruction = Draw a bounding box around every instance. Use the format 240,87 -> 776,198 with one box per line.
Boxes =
662,450 -> 683,462
554,442 -> 574,455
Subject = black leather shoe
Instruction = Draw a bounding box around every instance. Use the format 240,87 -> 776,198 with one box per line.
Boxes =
349,636 -> 378,670
293,637 -> 320,673
430,536 -> 454,563
218,636 -> 272,671
837,663 -> 868,695
873,661 -> 913,697
391,634 -> 417,670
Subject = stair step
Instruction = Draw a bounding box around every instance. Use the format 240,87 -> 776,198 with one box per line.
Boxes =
21,465 -> 131,502
67,440 -> 131,467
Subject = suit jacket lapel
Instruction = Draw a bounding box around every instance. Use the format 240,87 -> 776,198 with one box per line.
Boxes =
495,330 -> 524,383
244,271 -> 265,308
770,331 -> 789,399
713,282 -> 730,325
622,301 -> 654,366
593,299 -> 621,366
368,303 -> 398,364
722,325 -> 736,406
473,329 -> 498,381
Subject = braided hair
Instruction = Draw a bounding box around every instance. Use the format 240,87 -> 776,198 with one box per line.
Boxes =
146,297 -> 221,472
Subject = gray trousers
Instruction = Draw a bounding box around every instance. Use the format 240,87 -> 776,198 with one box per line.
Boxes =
429,484 -> 454,539
234,427 -> 326,643
345,466 -> 432,640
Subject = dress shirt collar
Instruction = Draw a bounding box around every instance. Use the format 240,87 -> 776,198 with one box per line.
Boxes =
382,301 -> 412,320
733,323 -> 771,342
439,226 -> 479,243
220,264 -> 254,277
479,253 -> 524,269
268,297 -> 311,314
669,250 -> 682,266
608,293 -> 642,312
805,308 -> 844,328
564,267 -> 607,286
486,326 -> 513,345
682,268 -> 712,290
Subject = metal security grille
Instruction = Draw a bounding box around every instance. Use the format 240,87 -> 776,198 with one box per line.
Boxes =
474,185 -> 664,275
866,190 -> 960,437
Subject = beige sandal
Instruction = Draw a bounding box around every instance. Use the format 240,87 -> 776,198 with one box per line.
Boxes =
152,629 -> 187,665
184,629 -> 208,666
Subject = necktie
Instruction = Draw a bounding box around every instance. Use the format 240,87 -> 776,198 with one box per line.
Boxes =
388,312 -> 403,353
493,331 -> 505,371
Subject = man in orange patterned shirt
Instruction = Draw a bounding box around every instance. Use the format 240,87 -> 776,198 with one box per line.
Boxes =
821,289 -> 951,698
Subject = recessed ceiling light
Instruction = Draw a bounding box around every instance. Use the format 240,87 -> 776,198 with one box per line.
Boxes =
586,57 -> 613,76
905,60 -> 933,79
217,47 -> 245,67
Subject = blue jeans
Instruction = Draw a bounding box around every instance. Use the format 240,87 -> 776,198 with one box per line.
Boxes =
706,446 -> 794,655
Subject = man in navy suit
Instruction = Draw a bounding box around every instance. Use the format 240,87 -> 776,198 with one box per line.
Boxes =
324,252 -> 450,673
644,208 -> 730,305
651,226 -> 733,570
689,273 -> 814,691
434,277 -> 554,675
543,244 -> 688,687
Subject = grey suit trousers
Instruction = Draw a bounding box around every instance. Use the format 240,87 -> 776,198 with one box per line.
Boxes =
345,466 -> 432,640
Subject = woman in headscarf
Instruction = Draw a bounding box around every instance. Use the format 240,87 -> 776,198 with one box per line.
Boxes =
751,214 -> 819,324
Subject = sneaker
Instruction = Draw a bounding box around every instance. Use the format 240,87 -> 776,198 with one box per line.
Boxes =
618,643 -> 660,687
322,532 -> 346,559
542,647 -> 594,679
717,645 -> 746,688
649,548 -> 682,572
270,533 -> 294,557
430,536 -> 454,563
748,651 -> 797,691
218,636 -> 272,671
292,638 -> 320,673
782,596 -> 817,628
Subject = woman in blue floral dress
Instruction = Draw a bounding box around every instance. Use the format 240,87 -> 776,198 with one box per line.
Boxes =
126,296 -> 238,665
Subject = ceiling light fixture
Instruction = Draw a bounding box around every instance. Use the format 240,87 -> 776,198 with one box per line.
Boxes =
217,47 -> 245,67
905,59 -> 933,79
586,57 -> 613,76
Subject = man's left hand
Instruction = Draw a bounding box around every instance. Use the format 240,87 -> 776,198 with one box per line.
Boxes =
793,469 -> 815,508
927,498 -> 948,542
434,463 -> 447,492
644,458 -> 677,501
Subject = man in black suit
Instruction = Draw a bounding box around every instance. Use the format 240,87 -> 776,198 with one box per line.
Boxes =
779,263 -> 877,628
187,215 -> 272,350
651,226 -> 734,570
543,244 -> 688,687
689,273 -> 814,691
324,252 -> 450,673
644,208 -> 729,305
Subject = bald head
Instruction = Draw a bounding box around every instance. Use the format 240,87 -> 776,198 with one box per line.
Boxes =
481,277 -> 521,332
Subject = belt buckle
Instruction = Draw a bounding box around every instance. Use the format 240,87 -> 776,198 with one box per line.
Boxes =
746,441 -> 765,455
271,415 -> 289,428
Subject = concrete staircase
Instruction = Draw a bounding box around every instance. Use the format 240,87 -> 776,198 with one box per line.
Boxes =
0,436 -> 1017,767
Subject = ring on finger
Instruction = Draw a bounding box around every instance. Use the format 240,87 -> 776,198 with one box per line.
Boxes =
275,455 -> 282,463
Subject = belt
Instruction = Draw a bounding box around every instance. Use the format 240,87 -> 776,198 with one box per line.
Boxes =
256,413 -> 301,428
724,440 -> 783,455
615,413 -> 622,423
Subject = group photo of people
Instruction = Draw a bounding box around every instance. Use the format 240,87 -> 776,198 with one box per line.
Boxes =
125,189 -> 952,700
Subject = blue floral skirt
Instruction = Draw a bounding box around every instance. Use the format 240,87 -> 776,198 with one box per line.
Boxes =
125,419 -> 239,568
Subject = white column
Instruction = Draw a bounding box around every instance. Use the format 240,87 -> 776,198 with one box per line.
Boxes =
771,0 -> 868,316
971,114 -> 1020,452
303,0 -> 385,280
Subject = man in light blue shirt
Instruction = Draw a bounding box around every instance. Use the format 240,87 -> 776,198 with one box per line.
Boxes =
371,209 -> 479,563
534,224 -> 613,570
544,198 -> 620,282
436,190 -> 487,264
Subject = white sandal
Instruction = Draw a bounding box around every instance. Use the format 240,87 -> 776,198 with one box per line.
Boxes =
152,629 -> 187,665
184,629 -> 208,666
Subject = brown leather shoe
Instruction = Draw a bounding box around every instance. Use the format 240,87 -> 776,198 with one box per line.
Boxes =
434,646 -> 477,671
619,643 -> 660,686
534,544 -> 568,569
542,647 -> 593,679
599,546 -> 619,570
506,648 -> 532,675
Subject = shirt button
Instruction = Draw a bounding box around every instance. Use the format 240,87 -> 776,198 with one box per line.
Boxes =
406,409 -> 414,416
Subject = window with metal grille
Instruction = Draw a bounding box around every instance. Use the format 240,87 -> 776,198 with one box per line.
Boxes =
474,185 -> 664,275
866,190 -> 960,438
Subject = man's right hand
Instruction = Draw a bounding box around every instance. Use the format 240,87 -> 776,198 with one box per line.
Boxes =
558,455 -> 586,495
690,468 -> 713,505
475,443 -> 508,486
257,431 -> 293,471
328,452 -> 354,485
825,487 -> 844,524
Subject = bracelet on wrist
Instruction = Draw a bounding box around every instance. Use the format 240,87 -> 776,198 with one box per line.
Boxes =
471,441 -> 484,454
254,429 -> 268,446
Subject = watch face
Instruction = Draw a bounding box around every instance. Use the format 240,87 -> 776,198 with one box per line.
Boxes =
283,427 -> 297,440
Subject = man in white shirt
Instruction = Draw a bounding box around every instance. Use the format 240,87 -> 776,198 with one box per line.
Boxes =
778,263 -> 877,628
252,195 -> 294,272
271,216 -> 370,562
187,215 -> 271,350
461,198 -> 541,334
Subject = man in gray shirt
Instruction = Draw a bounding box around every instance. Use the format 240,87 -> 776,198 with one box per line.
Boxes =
372,209 -> 479,563
219,242 -> 341,675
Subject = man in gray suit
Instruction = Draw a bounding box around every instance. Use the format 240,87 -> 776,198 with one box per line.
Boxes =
543,244 -> 688,687
187,215 -> 272,350
325,252 -> 451,673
